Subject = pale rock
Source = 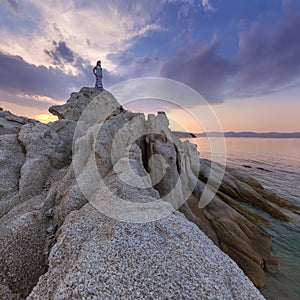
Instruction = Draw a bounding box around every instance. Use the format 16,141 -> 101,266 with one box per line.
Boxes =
0,196 -> 48,299
19,157 -> 52,201
0,134 -> 25,217
0,110 -> 36,136
49,88 -> 120,123
1,87 -> 296,299
18,122 -> 70,168
0,284 -> 20,300
27,204 -> 265,300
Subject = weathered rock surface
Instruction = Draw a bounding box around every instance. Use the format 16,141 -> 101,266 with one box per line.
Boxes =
0,196 -> 48,298
0,110 -> 36,135
0,134 -> 25,217
0,87 -> 298,299
49,87 -> 120,122
28,205 -> 264,300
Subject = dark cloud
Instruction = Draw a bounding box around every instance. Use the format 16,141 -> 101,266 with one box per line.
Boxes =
5,0 -> 19,14
45,41 -> 75,66
160,8 -> 300,103
234,10 -> 300,97
0,51 -> 76,100
159,37 -> 237,103
0,51 -> 126,110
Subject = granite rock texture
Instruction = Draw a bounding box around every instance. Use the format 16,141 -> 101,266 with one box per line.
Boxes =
28,205 -> 264,300
0,87 -> 298,299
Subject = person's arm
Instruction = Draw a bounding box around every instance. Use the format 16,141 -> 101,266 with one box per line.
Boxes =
100,68 -> 103,78
93,66 -> 96,75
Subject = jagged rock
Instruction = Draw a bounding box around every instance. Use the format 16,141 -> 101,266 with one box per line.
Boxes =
0,134 -> 25,217
180,198 -> 220,246
199,159 -> 293,221
49,87 -> 120,122
0,110 -> 36,135
0,88 -> 298,298
0,196 -> 49,299
47,119 -> 76,148
229,168 -> 300,214
15,121 -> 73,205
185,159 -> 281,286
182,177 -> 277,287
19,157 -> 52,201
18,122 -> 71,168
27,204 -> 264,300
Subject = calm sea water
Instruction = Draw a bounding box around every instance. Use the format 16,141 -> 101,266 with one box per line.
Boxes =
189,138 -> 300,300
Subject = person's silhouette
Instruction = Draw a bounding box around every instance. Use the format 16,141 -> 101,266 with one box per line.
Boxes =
93,60 -> 103,89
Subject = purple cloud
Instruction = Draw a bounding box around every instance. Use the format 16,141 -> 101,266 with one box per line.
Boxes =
0,51 -> 125,109
160,8 -> 300,104
234,10 -> 300,97
159,37 -> 237,103
0,52 -> 77,100
45,41 -> 75,66
5,0 -> 19,14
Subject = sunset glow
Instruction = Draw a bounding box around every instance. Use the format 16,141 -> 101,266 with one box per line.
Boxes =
0,0 -> 299,132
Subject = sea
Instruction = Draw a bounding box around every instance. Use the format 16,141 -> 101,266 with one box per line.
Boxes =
188,137 -> 300,300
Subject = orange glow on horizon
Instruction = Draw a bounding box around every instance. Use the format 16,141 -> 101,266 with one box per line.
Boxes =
34,114 -> 58,123
1,91 -> 300,132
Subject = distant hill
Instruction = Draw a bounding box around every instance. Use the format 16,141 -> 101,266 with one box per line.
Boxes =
196,131 -> 300,138
172,131 -> 197,138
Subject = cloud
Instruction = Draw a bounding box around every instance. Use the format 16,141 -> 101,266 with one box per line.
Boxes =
0,50 -> 128,110
165,0 -> 215,18
45,41 -> 75,66
130,24 -> 166,38
234,9 -> 300,97
107,50 -> 159,78
0,0 -> 165,74
159,36 -> 237,103
0,51 -> 77,100
2,0 -> 299,115
202,0 -> 214,12
161,7 -> 300,104
5,0 -> 19,14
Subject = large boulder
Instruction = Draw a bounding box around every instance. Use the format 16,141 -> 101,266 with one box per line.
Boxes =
28,204 -> 264,300
49,88 -> 120,122
0,196 -> 49,298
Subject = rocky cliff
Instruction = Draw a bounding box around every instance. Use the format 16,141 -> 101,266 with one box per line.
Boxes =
0,88 -> 299,299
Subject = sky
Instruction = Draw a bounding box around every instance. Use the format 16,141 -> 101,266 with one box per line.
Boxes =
0,0 -> 300,132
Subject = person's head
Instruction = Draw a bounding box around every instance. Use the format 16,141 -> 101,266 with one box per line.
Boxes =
96,60 -> 101,66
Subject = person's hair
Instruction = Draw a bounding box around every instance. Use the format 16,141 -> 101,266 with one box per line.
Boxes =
97,60 -> 101,65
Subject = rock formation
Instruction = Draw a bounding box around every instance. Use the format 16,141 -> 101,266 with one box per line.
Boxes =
0,110 -> 36,136
0,87 -> 299,299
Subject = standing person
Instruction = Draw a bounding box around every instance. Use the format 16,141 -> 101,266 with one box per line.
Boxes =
93,60 -> 103,89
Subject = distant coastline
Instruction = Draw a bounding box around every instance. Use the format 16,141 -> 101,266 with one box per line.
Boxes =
173,131 -> 300,138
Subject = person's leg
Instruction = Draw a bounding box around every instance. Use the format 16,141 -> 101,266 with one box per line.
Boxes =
95,75 -> 103,89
